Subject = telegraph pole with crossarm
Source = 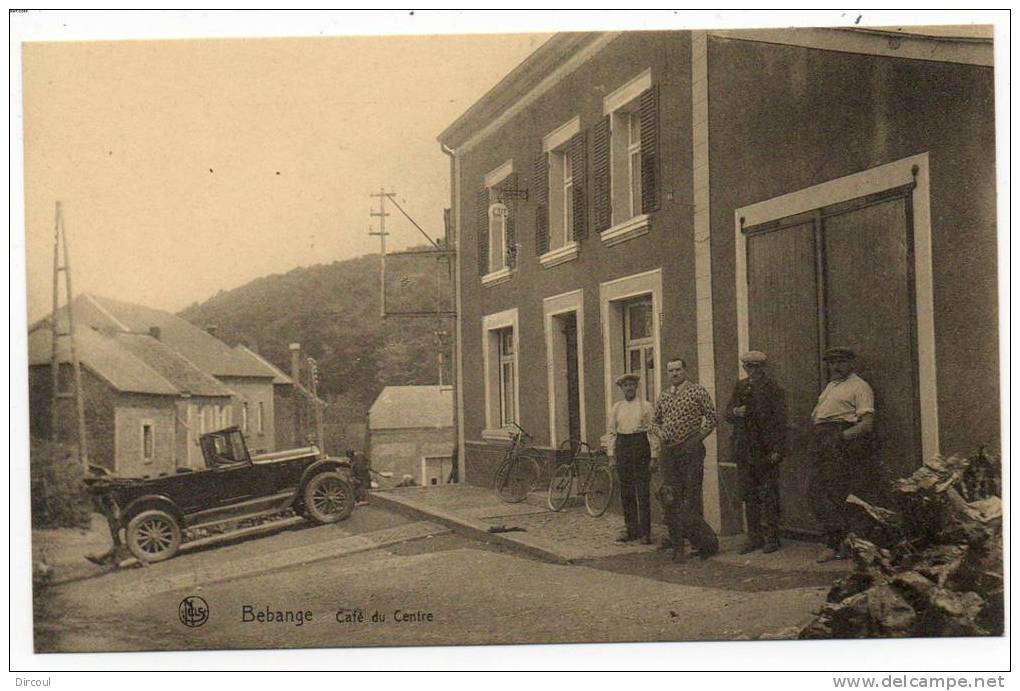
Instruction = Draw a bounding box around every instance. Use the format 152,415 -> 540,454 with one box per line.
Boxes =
369,189 -> 395,318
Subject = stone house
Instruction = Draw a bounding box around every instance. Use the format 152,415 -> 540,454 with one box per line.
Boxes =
368,385 -> 455,486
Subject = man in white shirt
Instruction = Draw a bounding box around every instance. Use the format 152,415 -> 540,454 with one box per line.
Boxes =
810,346 -> 875,562
607,373 -> 657,544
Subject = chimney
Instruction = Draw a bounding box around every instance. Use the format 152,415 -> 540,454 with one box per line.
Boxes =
148,326 -> 161,341
289,343 -> 302,445
289,343 -> 301,382
205,324 -> 218,338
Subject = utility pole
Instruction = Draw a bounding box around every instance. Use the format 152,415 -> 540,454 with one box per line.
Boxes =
369,189 -> 395,318
306,357 -> 325,459
49,202 -> 89,468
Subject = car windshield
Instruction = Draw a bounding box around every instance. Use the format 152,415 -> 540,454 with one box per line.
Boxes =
204,430 -> 249,467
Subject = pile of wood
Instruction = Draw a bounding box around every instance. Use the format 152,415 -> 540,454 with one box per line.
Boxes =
800,449 -> 1003,638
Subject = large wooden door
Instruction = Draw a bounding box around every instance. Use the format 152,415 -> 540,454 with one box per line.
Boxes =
745,185 -> 919,534
823,195 -> 920,491
746,221 -> 821,533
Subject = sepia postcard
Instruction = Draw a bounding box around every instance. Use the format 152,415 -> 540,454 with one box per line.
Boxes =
11,10 -> 1008,671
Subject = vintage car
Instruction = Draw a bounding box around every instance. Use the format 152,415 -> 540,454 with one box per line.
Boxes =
86,426 -> 356,563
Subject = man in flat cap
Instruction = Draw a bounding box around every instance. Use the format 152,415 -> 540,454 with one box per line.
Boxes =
725,351 -> 787,554
810,346 -> 875,562
607,372 -> 657,544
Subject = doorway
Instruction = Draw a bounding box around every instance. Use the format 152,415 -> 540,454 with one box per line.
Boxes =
743,183 -> 922,534
550,311 -> 582,447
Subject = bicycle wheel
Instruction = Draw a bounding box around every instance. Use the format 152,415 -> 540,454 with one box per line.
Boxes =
547,463 -> 574,511
584,463 -> 614,517
493,457 -> 513,501
519,450 -> 544,491
495,456 -> 530,503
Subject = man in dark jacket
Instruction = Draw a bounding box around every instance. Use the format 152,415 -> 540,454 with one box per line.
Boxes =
725,351 -> 787,554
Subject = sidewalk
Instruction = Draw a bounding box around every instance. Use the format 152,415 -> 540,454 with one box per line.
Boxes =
371,483 -> 851,576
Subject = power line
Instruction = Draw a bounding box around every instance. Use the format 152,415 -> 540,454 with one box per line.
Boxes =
387,195 -> 439,249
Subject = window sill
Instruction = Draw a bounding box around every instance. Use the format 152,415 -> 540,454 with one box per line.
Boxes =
601,214 -> 650,247
481,427 -> 513,442
539,242 -> 579,268
481,267 -> 513,286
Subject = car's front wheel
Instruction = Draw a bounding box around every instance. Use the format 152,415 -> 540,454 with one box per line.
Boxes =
126,509 -> 182,563
303,471 -> 355,524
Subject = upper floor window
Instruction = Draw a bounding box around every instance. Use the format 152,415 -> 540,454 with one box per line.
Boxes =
536,117 -> 587,265
625,111 -> 642,220
594,69 -> 659,241
489,201 -> 508,271
477,160 -> 516,280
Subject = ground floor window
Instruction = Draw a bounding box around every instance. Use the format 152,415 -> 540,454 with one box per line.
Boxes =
623,295 -> 655,403
481,308 -> 520,438
599,270 -> 662,439
141,422 -> 154,463
497,328 -> 515,427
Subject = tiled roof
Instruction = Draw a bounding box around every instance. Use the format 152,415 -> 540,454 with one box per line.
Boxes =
236,345 -> 293,386
368,385 -> 454,430
78,294 -> 278,379
113,333 -> 234,398
28,325 -> 233,397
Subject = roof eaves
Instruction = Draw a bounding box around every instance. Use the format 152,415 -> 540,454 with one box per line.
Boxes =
437,32 -> 605,148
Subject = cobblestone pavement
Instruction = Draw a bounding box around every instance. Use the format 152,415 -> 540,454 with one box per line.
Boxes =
490,508 -> 653,559
376,484 -> 854,571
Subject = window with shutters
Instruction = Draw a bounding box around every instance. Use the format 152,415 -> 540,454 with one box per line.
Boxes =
597,69 -> 659,246
480,160 -> 515,285
539,116 -> 584,268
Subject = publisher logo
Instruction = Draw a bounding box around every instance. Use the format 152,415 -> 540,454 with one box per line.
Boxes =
179,596 -> 209,628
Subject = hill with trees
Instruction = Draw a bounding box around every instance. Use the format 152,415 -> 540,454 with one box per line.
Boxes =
178,248 -> 452,453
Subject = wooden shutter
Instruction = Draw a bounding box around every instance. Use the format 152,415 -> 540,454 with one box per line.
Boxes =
639,85 -> 660,214
503,173 -> 517,268
570,130 -> 588,242
533,153 -> 550,256
592,115 -> 612,233
476,187 -> 489,276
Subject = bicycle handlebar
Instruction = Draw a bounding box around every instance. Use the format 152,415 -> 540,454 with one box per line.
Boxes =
507,421 -> 532,441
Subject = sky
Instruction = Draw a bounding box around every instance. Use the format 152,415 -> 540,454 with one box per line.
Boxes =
20,30 -> 548,321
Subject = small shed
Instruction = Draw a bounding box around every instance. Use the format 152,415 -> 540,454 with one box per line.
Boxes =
368,386 -> 454,486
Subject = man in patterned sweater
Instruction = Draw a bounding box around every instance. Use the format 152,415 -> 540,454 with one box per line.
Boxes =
651,357 -> 720,561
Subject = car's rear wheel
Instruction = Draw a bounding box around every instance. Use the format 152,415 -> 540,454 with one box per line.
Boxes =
126,509 -> 182,563
303,471 -> 355,524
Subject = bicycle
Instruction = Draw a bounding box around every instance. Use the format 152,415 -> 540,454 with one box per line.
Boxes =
547,439 -> 614,517
492,422 -> 543,503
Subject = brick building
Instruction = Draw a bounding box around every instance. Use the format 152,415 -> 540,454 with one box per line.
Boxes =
438,29 -> 997,536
